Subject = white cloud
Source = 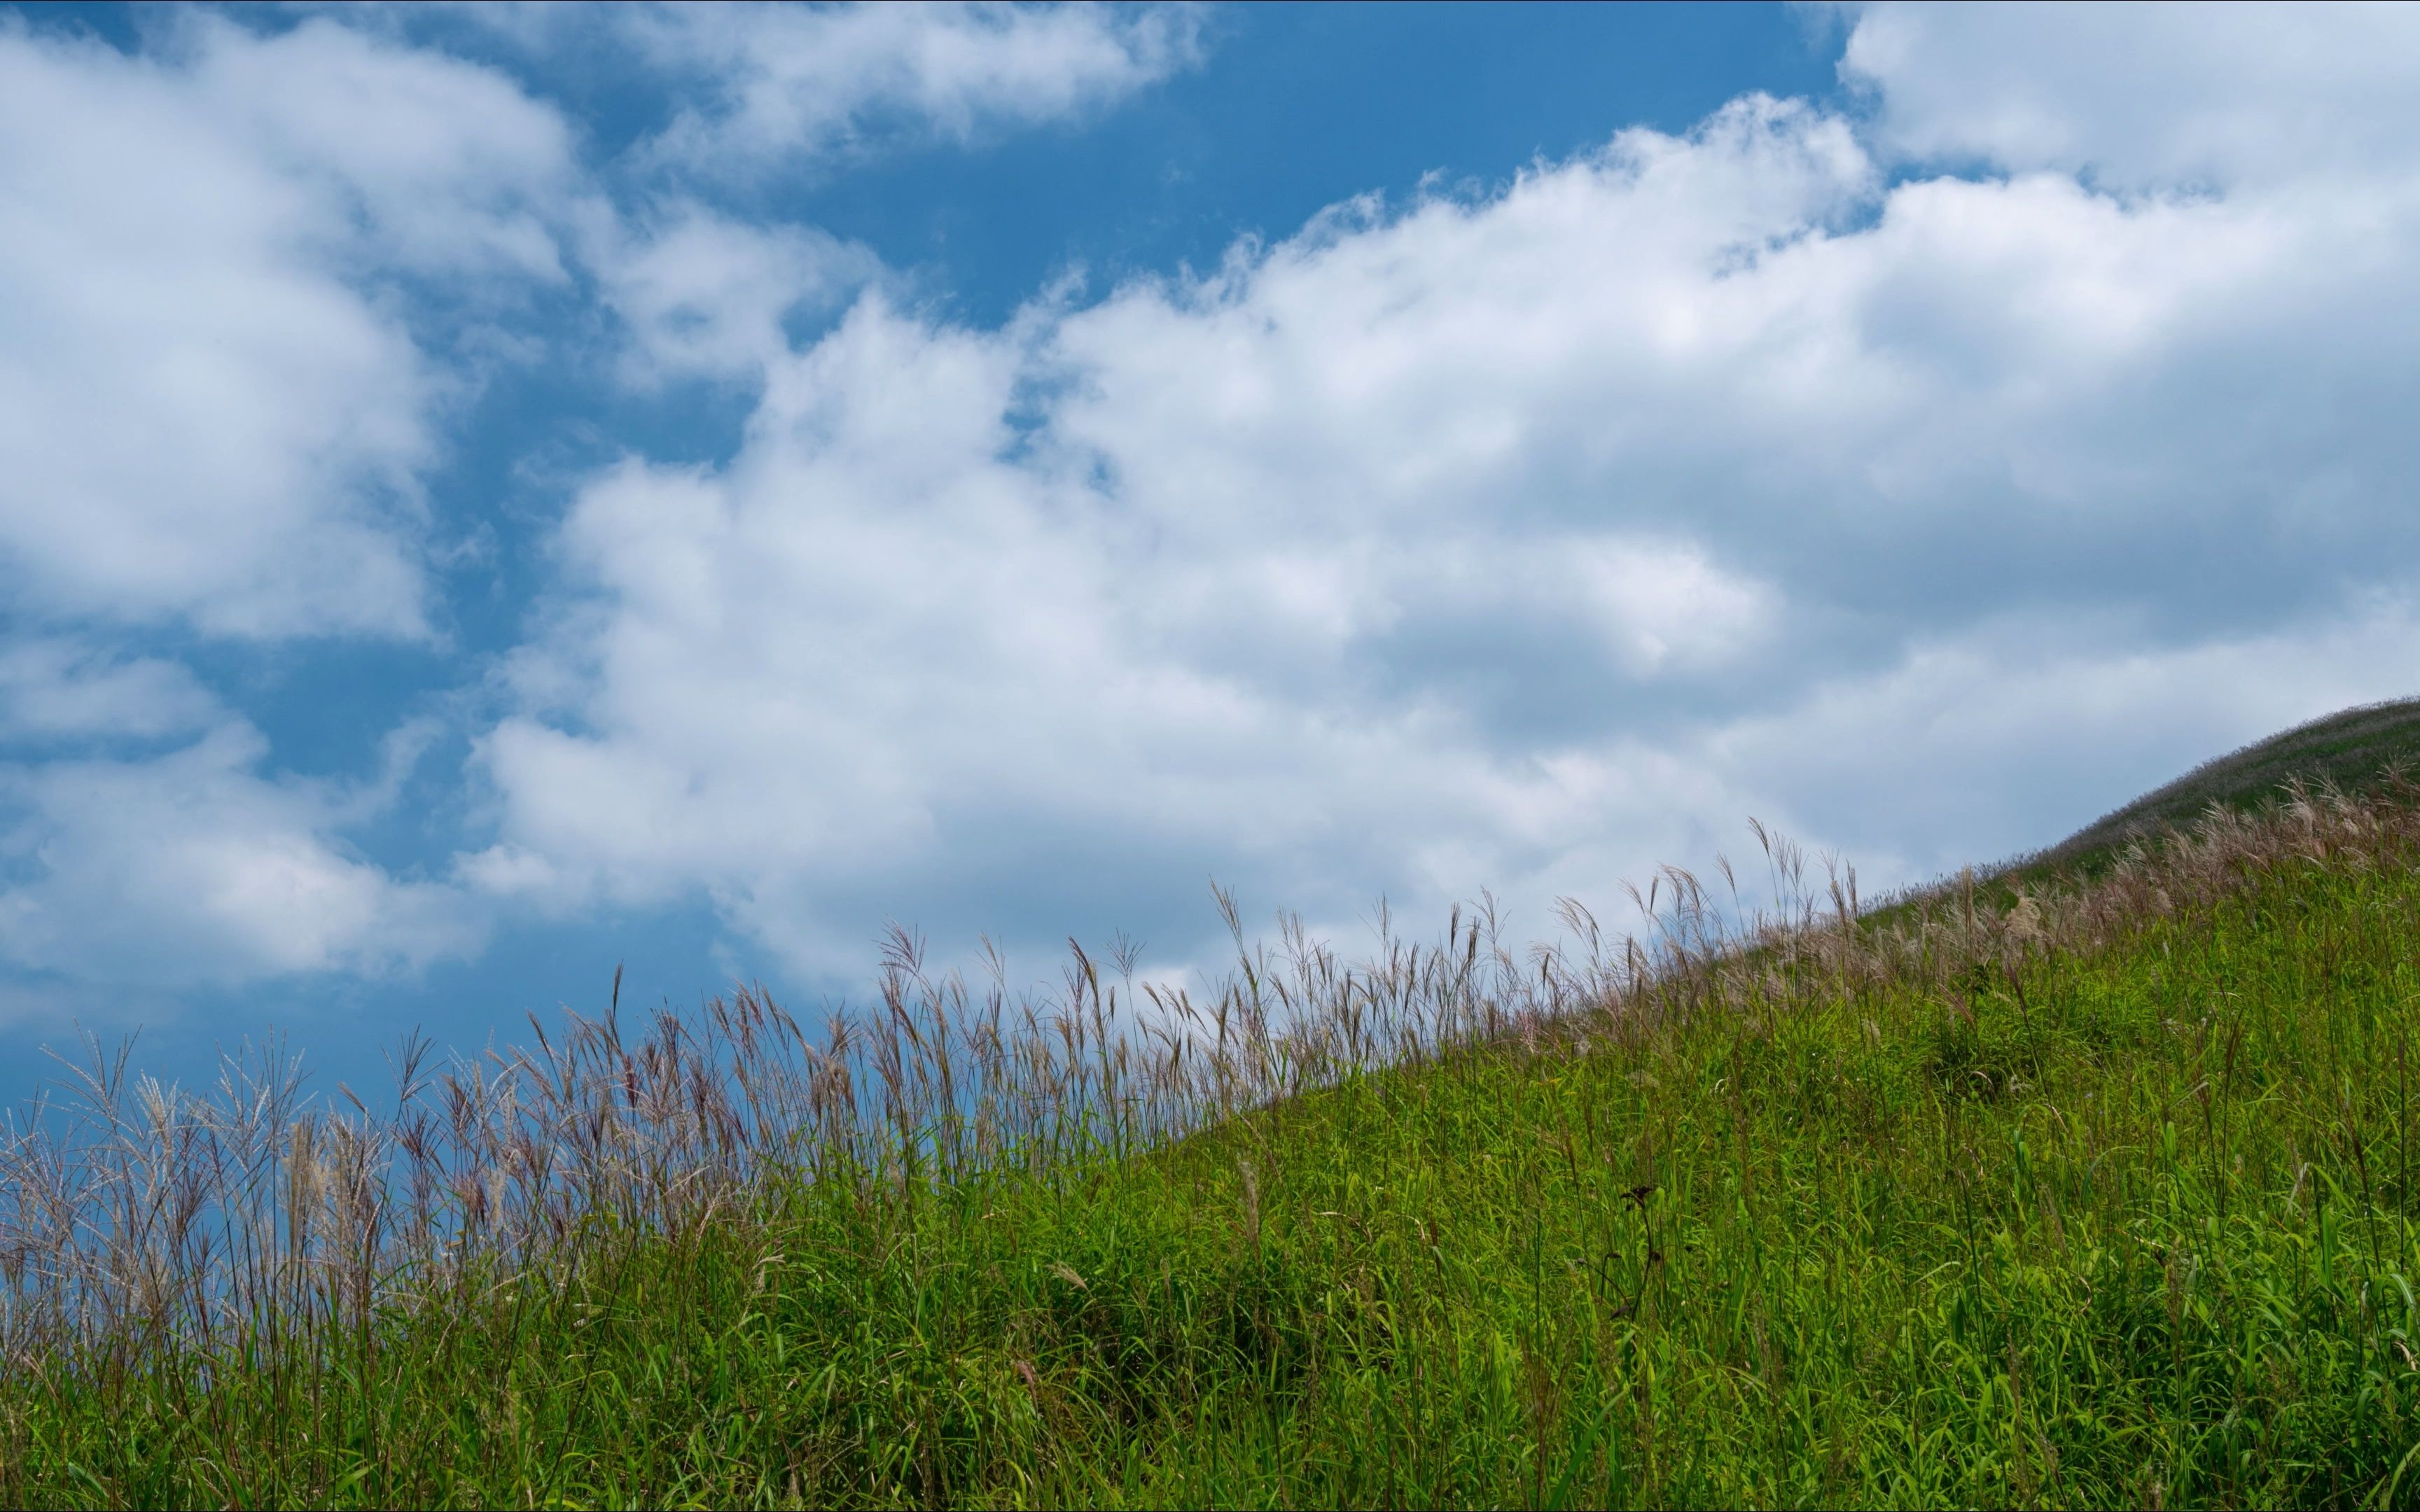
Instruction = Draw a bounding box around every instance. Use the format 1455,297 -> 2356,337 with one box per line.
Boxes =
0,1 -> 1226,1002
462,62 -> 2420,976
0,1 -> 1225,999
1697,594 -> 2420,883
0,724 -> 485,988
0,14 -> 573,639
627,1 -> 1204,177
585,202 -> 880,384
185,14 -> 576,281
0,640 -> 223,742
1840,1 -> 2420,190
1575,540 -> 1774,676
0,13 -> 580,997
6,3 -> 2414,1004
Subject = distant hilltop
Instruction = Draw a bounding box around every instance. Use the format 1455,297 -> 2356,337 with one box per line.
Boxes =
2015,696 -> 2420,882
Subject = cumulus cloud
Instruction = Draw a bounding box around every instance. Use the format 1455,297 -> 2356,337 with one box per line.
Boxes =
625,1 -> 1204,177
462,59 -> 2420,978
181,13 -> 575,281
0,1 -> 1223,1002
585,203 -> 881,384
8,1 -> 2416,1009
0,11 -> 576,1000
1840,1 -> 2420,189
0,13 -> 574,640
0,640 -> 223,743
1700,592 -> 2420,881
0,724 -> 484,988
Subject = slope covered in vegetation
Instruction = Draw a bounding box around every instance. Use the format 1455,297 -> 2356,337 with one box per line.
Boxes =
5,754 -> 2420,1506
2015,696 -> 2420,883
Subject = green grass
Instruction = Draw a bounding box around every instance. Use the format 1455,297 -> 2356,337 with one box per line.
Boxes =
8,776 -> 2420,1505
2010,696 -> 2420,886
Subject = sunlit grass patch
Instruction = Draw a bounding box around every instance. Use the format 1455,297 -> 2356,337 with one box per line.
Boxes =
5,778 -> 2420,1505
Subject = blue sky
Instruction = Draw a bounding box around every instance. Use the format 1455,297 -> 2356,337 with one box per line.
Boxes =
3,1 -> 2417,1099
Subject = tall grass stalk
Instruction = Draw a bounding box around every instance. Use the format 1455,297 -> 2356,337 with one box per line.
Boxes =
3,776 -> 2418,1505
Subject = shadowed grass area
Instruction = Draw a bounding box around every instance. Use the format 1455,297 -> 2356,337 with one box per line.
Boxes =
6,773 -> 2420,1504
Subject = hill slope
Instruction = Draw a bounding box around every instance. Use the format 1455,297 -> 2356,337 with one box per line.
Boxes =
2018,694 -> 2420,878
6,720 -> 2420,1506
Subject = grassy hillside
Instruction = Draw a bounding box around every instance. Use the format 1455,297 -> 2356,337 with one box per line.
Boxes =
7,746 -> 2420,1505
2013,696 -> 2420,883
